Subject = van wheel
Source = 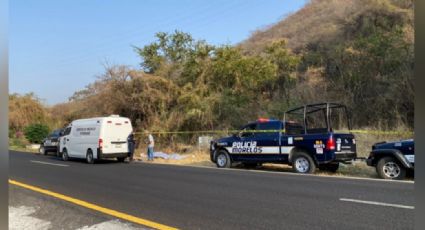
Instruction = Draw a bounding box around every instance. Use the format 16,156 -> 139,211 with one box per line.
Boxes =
377,157 -> 406,180
86,150 -> 94,164
216,150 -> 231,168
117,157 -> 126,162
292,152 -> 316,174
62,149 -> 69,161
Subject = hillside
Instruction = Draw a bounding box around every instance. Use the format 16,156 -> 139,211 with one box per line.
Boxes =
241,0 -> 414,128
241,0 -> 413,54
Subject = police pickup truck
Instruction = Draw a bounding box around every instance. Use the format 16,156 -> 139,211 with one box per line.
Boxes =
210,103 -> 357,174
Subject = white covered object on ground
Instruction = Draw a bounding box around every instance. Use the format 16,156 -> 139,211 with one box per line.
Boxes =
153,152 -> 188,160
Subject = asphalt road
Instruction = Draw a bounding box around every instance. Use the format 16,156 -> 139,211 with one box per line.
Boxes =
9,150 -> 414,230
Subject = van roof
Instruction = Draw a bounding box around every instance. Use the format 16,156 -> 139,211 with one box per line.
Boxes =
72,116 -> 130,123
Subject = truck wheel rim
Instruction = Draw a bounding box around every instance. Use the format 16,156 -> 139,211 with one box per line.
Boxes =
383,162 -> 400,178
295,157 -> 309,173
217,154 -> 226,167
88,154 -> 92,163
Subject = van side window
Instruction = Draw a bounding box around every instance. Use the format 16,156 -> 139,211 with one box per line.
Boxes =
63,127 -> 72,136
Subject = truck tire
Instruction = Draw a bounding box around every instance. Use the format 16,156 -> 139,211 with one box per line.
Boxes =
62,149 -> 69,161
319,163 -> 339,173
376,157 -> 406,180
216,150 -> 231,168
86,150 -> 94,164
292,152 -> 316,174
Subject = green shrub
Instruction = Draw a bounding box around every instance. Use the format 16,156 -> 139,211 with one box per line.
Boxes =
24,124 -> 49,144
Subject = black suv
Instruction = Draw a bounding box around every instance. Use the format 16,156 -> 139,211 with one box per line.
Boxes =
39,129 -> 63,156
366,139 -> 414,180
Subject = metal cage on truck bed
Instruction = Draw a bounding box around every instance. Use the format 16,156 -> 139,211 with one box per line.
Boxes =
283,102 -> 352,135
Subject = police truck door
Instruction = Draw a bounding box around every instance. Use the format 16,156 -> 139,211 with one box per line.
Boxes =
238,120 -> 281,162
254,120 -> 281,162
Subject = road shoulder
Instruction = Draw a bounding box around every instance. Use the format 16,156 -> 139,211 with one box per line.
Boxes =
9,185 -> 147,230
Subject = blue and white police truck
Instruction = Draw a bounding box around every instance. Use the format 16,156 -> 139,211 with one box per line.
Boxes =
210,103 -> 357,174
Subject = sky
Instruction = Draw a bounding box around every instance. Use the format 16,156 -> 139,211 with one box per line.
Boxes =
10,0 -> 307,105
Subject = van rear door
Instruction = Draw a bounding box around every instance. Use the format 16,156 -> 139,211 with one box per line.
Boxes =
101,118 -> 133,154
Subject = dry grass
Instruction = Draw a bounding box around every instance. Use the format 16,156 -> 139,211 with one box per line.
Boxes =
354,131 -> 412,158
9,145 -> 38,153
9,137 -> 38,153
241,0 -> 413,54
317,161 -> 377,178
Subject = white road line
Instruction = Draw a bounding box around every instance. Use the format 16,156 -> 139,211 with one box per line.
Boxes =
339,198 -> 414,209
30,161 -> 69,167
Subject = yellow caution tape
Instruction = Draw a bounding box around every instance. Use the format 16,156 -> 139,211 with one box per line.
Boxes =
347,130 -> 413,135
134,129 -> 413,136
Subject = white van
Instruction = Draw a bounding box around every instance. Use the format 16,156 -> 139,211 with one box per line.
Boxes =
59,115 -> 133,163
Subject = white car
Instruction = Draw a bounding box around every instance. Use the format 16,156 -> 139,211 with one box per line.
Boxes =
59,115 -> 133,164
